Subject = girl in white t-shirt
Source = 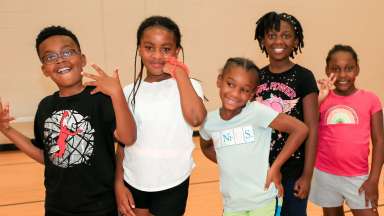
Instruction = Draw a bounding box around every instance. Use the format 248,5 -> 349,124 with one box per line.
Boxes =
115,16 -> 207,216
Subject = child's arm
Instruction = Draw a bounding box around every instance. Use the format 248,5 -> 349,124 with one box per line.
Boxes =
200,137 -> 217,163
295,92 -> 319,199
163,58 -> 207,127
115,145 -> 136,216
265,113 -> 309,197
82,64 -> 137,146
358,110 -> 384,209
0,101 -> 44,164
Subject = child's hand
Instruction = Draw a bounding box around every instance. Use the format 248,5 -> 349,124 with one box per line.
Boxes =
163,57 -> 189,78
82,64 -> 123,96
293,175 -> 311,199
0,99 -> 15,132
359,178 -> 379,209
115,181 -> 136,216
265,166 -> 284,197
317,73 -> 336,103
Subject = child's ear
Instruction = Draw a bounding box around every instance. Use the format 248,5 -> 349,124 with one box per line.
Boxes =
81,54 -> 87,67
325,66 -> 331,77
356,64 -> 360,76
41,65 -> 49,77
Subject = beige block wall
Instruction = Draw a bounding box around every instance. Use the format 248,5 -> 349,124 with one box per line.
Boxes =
1,0 -> 383,143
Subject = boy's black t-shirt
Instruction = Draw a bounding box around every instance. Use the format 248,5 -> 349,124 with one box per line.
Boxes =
256,64 -> 318,179
33,86 -> 117,215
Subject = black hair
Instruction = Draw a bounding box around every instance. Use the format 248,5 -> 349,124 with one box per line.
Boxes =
35,25 -> 81,57
222,57 -> 260,85
129,16 -> 183,110
326,44 -> 359,66
255,11 -> 304,58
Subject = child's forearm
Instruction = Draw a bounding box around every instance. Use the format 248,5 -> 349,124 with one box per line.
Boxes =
368,110 -> 384,182
302,93 -> 319,178
369,140 -> 384,182
272,125 -> 308,170
110,89 -> 137,146
174,73 -> 207,127
1,127 -> 44,164
115,145 -> 125,184
302,130 -> 317,178
200,138 -> 217,163
269,114 -> 308,170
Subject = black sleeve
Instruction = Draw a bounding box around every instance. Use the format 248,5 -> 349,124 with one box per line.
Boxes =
298,67 -> 319,98
32,102 -> 44,149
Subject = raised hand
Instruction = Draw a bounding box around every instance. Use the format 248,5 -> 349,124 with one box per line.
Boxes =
317,73 -> 336,104
0,98 -> 15,132
82,64 -> 123,96
265,166 -> 284,197
163,56 -> 189,78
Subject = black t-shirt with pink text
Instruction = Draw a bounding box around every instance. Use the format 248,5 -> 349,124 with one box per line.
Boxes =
256,64 -> 318,179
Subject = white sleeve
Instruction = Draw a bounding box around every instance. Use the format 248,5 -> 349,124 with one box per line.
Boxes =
190,79 -> 204,99
199,121 -> 211,141
123,84 -> 134,100
251,101 -> 279,128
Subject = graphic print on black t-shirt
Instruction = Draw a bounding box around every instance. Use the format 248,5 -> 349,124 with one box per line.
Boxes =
256,82 -> 300,160
255,65 -> 318,177
44,109 -> 94,168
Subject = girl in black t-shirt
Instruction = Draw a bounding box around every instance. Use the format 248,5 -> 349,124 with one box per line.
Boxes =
254,11 -> 319,216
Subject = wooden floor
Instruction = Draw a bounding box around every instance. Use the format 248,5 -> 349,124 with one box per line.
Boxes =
1,138 -> 384,216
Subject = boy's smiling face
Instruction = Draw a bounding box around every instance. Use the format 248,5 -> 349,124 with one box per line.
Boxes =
39,35 -> 86,95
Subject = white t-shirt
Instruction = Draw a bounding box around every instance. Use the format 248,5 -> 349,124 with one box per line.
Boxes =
200,102 -> 279,212
123,78 -> 204,191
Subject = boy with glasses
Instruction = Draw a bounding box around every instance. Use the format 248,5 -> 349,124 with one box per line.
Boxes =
0,25 -> 136,216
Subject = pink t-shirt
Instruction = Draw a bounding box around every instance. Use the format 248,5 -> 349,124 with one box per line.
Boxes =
316,90 -> 382,176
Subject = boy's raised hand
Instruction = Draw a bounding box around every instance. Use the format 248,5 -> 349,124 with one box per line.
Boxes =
317,73 -> 336,104
82,64 -> 123,96
265,166 -> 284,197
0,99 -> 15,131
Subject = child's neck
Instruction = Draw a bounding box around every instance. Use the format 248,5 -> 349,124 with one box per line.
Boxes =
219,107 -> 243,121
333,87 -> 358,97
145,72 -> 172,83
58,84 -> 85,97
268,58 -> 295,74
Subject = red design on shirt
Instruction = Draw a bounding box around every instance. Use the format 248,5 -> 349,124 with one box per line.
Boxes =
55,111 -> 82,157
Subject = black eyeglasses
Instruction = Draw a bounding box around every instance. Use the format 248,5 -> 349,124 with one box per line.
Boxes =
41,49 -> 80,64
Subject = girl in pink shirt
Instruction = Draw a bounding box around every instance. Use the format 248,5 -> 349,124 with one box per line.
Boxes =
309,44 -> 384,216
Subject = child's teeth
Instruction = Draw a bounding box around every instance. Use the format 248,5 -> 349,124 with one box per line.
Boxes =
274,48 -> 283,53
58,67 -> 70,73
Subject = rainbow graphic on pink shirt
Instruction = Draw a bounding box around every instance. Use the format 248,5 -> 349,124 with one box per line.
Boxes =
324,105 -> 359,125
